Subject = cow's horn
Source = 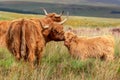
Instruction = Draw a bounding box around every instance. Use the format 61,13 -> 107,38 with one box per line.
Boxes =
55,11 -> 64,17
42,8 -> 48,15
60,11 -> 64,16
58,18 -> 67,24
58,12 -> 69,24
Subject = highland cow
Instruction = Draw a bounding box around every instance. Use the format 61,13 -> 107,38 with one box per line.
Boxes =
6,18 -> 66,67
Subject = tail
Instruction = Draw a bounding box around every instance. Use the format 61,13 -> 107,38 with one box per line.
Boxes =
20,19 -> 26,58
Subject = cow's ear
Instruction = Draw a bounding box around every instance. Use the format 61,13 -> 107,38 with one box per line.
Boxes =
39,19 -> 50,29
42,27 -> 51,37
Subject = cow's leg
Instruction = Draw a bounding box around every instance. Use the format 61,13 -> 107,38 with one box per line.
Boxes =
36,41 -> 44,65
12,41 -> 21,61
16,52 -> 21,61
35,47 -> 43,66
27,43 -> 36,68
7,28 -> 21,61
13,50 -> 21,61
28,50 -> 35,68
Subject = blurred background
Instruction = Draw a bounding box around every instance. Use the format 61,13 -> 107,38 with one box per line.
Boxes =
0,0 -> 120,18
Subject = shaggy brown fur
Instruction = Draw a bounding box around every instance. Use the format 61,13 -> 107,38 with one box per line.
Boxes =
6,18 -> 65,67
64,31 -> 115,60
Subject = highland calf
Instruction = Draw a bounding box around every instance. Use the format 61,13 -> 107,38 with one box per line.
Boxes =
64,31 -> 115,60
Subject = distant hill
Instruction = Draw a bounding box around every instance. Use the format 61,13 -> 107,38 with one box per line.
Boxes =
0,1 -> 120,18
0,0 -> 120,6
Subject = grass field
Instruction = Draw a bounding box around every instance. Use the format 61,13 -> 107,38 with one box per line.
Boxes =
0,11 -> 120,80
0,11 -> 120,27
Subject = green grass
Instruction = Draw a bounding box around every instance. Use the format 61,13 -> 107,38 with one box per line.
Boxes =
0,11 -> 120,80
0,48 -> 14,69
0,42 -> 119,80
